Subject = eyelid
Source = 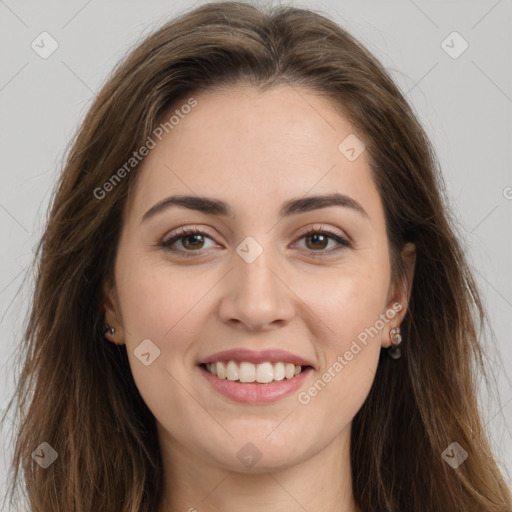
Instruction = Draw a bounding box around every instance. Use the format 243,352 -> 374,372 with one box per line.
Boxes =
160,225 -> 220,256
294,225 -> 352,256
159,224 -> 352,256
298,224 -> 350,242
162,225 -> 216,244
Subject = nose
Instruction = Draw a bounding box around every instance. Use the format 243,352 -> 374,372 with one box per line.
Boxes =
218,246 -> 295,332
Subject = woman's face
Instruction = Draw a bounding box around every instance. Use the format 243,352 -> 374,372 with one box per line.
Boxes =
105,84 -> 414,472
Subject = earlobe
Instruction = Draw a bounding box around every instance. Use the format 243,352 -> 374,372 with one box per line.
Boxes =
382,242 -> 416,350
101,282 -> 125,345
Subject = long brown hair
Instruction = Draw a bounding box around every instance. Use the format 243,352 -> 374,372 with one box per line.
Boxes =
2,2 -> 511,510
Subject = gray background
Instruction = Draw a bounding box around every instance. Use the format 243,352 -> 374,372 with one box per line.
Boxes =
1,0 -> 511,499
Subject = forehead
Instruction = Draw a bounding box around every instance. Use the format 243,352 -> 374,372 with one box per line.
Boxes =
126,84 -> 382,223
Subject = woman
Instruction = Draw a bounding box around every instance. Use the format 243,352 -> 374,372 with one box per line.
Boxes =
2,1 -> 511,511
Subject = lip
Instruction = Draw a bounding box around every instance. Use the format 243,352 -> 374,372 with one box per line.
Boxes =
198,348 -> 314,368
198,364 -> 313,404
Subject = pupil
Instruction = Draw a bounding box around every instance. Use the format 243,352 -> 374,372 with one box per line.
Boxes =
185,234 -> 203,249
307,234 -> 327,250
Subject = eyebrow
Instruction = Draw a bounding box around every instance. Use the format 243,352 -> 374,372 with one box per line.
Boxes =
141,192 -> 368,223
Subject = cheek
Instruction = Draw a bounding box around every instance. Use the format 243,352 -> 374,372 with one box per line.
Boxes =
114,252 -> 208,401
302,259 -> 391,352
116,251 -> 207,342
115,278 -> 212,445
292,269 -> 389,444
296,251 -> 390,412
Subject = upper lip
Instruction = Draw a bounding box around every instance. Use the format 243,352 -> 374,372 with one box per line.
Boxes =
199,348 -> 314,368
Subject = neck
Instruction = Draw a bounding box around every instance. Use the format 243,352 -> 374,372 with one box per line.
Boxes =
157,423 -> 359,512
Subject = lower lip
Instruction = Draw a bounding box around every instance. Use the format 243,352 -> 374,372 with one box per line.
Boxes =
198,365 -> 313,404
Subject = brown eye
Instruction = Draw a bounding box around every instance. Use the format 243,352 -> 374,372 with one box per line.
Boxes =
180,232 -> 206,250
295,227 -> 352,257
304,232 -> 330,250
160,225 -> 352,258
161,227 -> 217,255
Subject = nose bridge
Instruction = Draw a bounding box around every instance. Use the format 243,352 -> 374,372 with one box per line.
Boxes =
235,238 -> 283,305
219,235 -> 294,330
237,242 -> 278,293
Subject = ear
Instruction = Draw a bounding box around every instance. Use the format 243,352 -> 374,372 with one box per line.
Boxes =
102,281 -> 125,345
382,242 -> 416,348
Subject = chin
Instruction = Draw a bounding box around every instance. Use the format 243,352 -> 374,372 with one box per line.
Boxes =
198,428 -> 314,473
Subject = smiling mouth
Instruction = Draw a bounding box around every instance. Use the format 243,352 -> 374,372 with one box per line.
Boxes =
199,361 -> 313,384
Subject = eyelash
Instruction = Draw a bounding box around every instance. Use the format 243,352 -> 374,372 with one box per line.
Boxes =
159,225 -> 352,258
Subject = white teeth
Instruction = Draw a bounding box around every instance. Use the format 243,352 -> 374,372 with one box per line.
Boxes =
256,362 -> 274,383
216,361 -> 227,379
239,361 -> 256,382
285,363 -> 295,379
205,360 -> 306,383
226,361 -> 239,381
273,362 -> 285,381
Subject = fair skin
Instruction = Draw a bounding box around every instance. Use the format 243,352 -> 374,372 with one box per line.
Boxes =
104,84 -> 415,512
